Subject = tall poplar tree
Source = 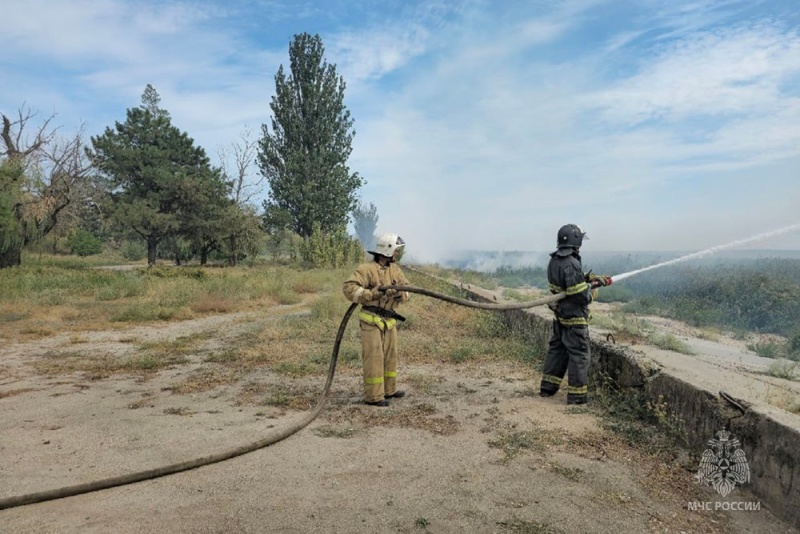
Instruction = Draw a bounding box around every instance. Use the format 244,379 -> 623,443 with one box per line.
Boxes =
258,32 -> 364,238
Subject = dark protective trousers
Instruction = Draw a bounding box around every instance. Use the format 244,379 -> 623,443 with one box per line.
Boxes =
539,321 -> 590,404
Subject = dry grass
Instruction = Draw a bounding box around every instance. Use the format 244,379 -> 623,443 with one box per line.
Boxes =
31,345 -> 193,379
488,425 -> 550,463
324,401 -> 462,436
164,367 -> 243,394
0,257 -> 352,342
5,261 -> 546,434
7,258 -> 541,431
234,381 -> 318,410
0,387 -> 38,399
191,294 -> 238,313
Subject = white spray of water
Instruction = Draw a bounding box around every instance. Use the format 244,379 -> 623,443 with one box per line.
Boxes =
611,223 -> 800,283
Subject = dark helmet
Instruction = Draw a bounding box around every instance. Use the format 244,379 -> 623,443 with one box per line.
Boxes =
557,224 -> 587,249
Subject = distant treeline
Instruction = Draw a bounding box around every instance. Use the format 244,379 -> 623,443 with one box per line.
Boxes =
486,256 -> 800,337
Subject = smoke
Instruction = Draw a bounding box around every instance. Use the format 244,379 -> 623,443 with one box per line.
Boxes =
431,250 -> 549,272
613,223 -> 800,282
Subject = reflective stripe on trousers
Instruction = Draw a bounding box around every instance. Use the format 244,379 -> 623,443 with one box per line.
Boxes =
359,313 -> 398,403
540,321 -> 590,399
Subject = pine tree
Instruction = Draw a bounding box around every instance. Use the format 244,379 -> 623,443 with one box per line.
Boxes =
89,86 -> 228,266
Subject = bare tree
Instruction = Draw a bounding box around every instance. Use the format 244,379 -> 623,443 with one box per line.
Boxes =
0,107 -> 92,267
217,127 -> 265,265
218,126 -> 263,206
1,108 -> 58,161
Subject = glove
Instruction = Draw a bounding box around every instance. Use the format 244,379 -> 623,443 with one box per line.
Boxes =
384,288 -> 398,298
358,288 -> 384,304
589,275 -> 612,288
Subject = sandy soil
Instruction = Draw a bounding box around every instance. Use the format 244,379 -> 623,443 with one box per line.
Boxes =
1,299 -> 797,533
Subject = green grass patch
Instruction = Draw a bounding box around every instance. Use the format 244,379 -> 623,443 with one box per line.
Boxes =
449,345 -> 476,363
764,359 -> 799,381
548,463 -> 584,482
747,340 -> 784,359
109,304 -> 182,322
0,311 -> 27,322
496,519 -> 557,533
136,332 -> 213,356
649,332 -> 694,355
592,373 -> 688,450
272,362 -> 319,377
500,288 -> 528,302
312,425 -> 359,439
204,348 -> 243,364
33,349 -> 187,377
488,428 -> 546,463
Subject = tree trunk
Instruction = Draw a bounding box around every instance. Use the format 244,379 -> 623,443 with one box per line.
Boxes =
229,235 -> 238,267
0,245 -> 23,268
147,238 -> 158,267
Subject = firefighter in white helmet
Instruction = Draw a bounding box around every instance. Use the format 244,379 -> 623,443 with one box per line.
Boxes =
342,233 -> 411,406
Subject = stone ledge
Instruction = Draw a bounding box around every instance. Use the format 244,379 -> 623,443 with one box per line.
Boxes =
446,276 -> 800,527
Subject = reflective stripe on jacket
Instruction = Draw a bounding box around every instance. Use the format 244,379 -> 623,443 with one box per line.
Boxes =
547,249 -> 593,326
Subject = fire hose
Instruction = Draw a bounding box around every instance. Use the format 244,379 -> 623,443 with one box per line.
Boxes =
0,284 -> 571,511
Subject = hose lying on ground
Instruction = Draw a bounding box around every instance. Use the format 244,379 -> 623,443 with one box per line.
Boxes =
0,304 -> 359,511
0,286 -> 565,511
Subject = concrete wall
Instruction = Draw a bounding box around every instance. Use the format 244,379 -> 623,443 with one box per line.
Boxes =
451,280 -> 800,527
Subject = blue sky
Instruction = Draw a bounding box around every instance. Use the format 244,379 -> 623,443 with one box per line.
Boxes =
2,0 -> 799,263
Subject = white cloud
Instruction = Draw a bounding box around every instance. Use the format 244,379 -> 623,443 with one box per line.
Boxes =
352,5 -> 800,259
3,0 -> 799,259
329,26 -> 432,84
0,0 -> 220,63
591,23 -> 800,123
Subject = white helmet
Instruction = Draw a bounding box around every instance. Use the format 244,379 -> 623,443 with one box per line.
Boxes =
369,233 -> 406,258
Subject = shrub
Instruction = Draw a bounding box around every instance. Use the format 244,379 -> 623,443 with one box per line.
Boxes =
789,328 -> 800,353
765,359 -> 798,380
68,230 -> 103,257
594,284 -> 635,303
120,240 -> 147,261
747,340 -> 783,359
299,224 -> 363,268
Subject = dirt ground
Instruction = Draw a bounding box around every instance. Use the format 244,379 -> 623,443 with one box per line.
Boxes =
1,300 -> 798,533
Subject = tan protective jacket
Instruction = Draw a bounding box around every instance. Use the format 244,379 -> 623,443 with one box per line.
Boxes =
342,261 -> 410,311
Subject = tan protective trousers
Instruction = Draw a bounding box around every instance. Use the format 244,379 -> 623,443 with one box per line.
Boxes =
360,320 -> 398,403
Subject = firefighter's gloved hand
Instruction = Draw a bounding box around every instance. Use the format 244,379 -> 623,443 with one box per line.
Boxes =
383,288 -> 400,303
591,275 -> 612,287
358,288 -> 384,304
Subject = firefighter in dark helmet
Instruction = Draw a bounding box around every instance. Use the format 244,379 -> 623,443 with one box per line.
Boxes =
539,224 -> 611,405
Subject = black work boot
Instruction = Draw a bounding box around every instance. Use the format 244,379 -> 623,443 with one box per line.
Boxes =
364,399 -> 390,407
567,395 -> 588,405
385,390 -> 406,399
539,380 -> 559,398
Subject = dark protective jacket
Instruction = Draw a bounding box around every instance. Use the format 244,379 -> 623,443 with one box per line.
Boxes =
547,248 -> 593,326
